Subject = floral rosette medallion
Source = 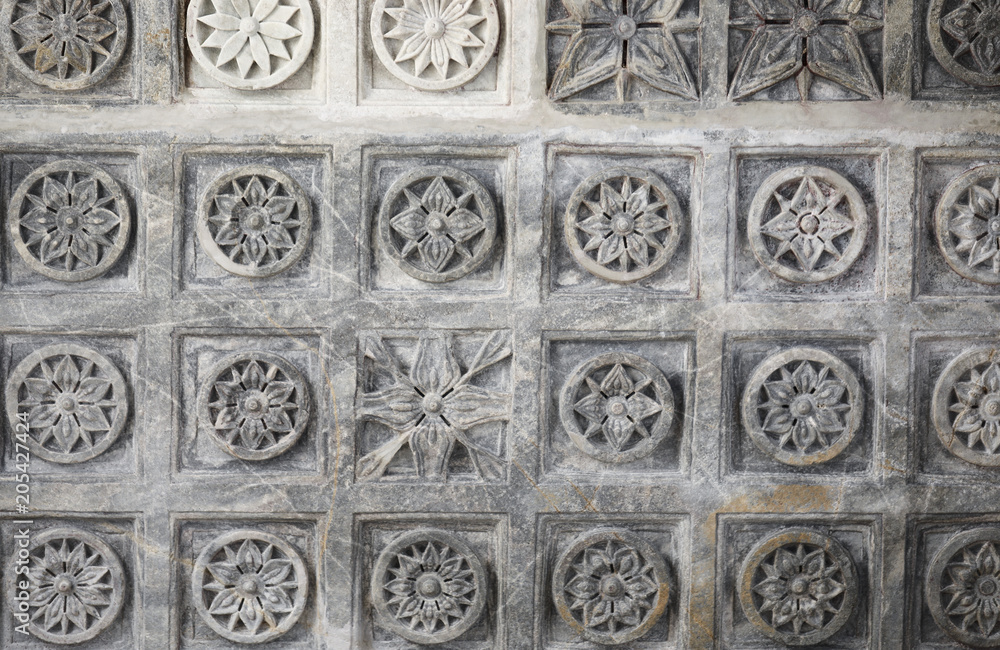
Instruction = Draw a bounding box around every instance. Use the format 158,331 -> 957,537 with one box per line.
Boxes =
8,160 -> 131,282
370,0 -> 500,91
5,527 -> 126,645
927,527 -> 1000,647
564,167 -> 683,283
929,0 -> 1000,86
559,352 -> 676,464
378,165 -> 498,283
191,530 -> 309,644
371,528 -> 488,644
935,165 -> 1000,285
739,528 -> 858,646
186,0 -> 315,90
551,527 -> 670,645
932,347 -> 1000,467
197,351 -> 310,461
196,165 -> 313,278
747,165 -> 869,284
6,343 -> 129,464
1,0 -> 129,90
741,347 -> 863,466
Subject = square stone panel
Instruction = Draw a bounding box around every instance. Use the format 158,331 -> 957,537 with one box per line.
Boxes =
1,149 -> 143,294
906,515 -> 1000,648
2,333 -> 139,479
722,332 -> 882,479
534,513 -> 689,648
544,0 -> 700,107
910,333 -> 1000,483
173,515 -> 320,649
175,0 -> 324,103
359,0 -> 511,105
729,148 -> 885,300
540,331 -> 694,481
174,146 -> 333,298
353,512 -> 507,648
715,514 -> 881,649
545,144 -> 700,298
361,145 -> 514,296
173,329 -> 327,478
727,0 -> 883,101
354,329 -> 512,483
913,0 -> 1000,99
0,514 -> 141,649
915,150 -> 1000,299
0,0 -> 138,103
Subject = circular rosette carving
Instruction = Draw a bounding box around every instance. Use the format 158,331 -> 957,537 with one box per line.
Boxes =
935,165 -> 1000,284
932,348 -> 1000,467
370,0 -> 500,91
1,0 -> 128,90
186,0 -> 314,90
8,160 -> 131,282
739,528 -> 858,646
928,528 -> 1000,647
378,165 -> 498,283
559,353 -> 675,464
192,530 -> 309,644
3,527 -> 126,645
564,167 -> 683,284
552,528 -> 670,645
197,351 -> 310,461
5,344 -> 129,464
741,347 -> 863,466
371,529 -> 488,644
747,166 -> 868,284
929,0 -> 1000,86
196,166 -> 313,278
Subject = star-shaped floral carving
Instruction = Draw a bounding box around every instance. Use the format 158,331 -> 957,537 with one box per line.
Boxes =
941,540 -> 1000,636
382,539 -> 479,634
941,0 -> 1000,76
389,176 -> 486,273
382,0 -> 487,79
196,0 -> 302,79
758,359 -> 851,454
759,175 -> 855,272
751,543 -> 847,635
573,363 -> 664,452
27,537 -> 117,637
729,0 -> 882,100
950,361 -> 1000,454
209,175 -> 300,268
358,332 -> 511,481
547,0 -> 699,101
948,176 -> 1000,275
11,0 -> 117,80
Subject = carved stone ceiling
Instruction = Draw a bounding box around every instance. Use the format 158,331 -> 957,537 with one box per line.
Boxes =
0,0 -> 998,648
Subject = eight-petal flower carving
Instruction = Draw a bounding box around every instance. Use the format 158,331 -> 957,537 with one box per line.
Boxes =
20,353 -> 117,456
18,170 -> 122,273
382,539 -> 479,634
573,363 -> 664,452
949,361 -> 1000,454
758,359 -> 852,454
947,175 -> 1000,276
358,332 -> 511,481
729,0 -> 882,100
196,0 -> 302,79
547,0 -> 699,101
758,175 -> 856,273
202,538 -> 299,637
208,175 -> 301,269
941,540 -> 1000,636
383,0 -> 487,79
941,0 -> 1000,76
10,0 -> 118,81
389,175 -> 486,274
562,539 -> 660,634
750,543 -> 847,635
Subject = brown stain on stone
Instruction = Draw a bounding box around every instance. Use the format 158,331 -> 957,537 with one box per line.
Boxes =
144,28 -> 171,49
